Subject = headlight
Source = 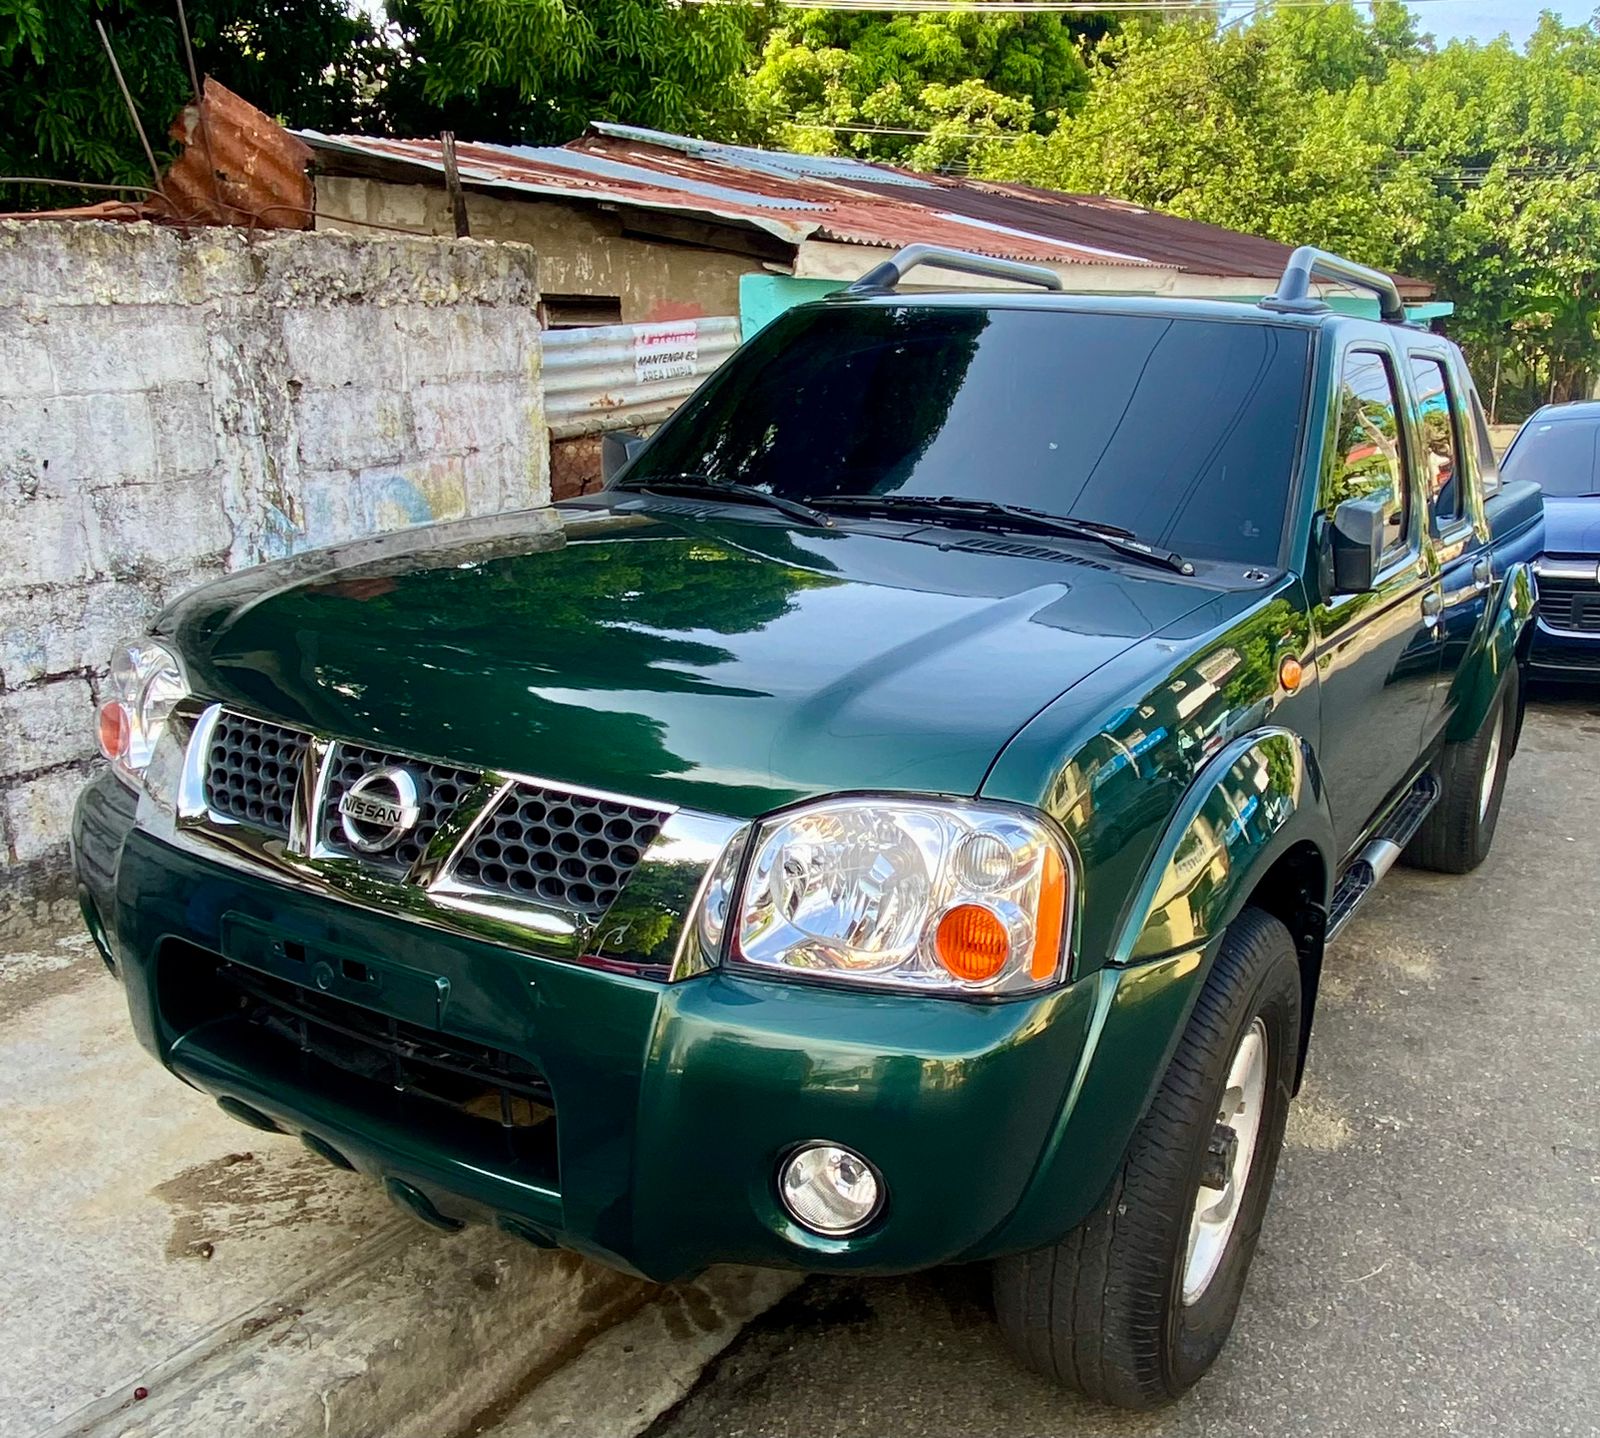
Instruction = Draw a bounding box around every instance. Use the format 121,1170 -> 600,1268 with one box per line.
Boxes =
727,797 -> 1073,996
98,638 -> 188,784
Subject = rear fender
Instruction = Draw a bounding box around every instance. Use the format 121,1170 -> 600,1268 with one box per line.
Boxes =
985,729 -> 1334,1255
1445,563 -> 1535,746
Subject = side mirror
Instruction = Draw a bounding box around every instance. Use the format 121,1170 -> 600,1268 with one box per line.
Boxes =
601,429 -> 649,483
1327,494 -> 1389,593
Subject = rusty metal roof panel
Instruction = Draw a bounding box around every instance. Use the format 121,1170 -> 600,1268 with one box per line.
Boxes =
163,78 -> 313,228
812,203 -> 1151,266
300,131 -> 1148,266
299,131 -> 823,243
848,177 -> 1297,279
497,145 -> 817,210
5,78 -> 312,229
845,176 -> 1431,295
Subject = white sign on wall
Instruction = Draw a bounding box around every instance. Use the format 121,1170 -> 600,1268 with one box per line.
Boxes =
634,322 -> 700,384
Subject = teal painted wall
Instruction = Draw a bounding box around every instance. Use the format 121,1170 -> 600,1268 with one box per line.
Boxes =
740,274 -> 845,338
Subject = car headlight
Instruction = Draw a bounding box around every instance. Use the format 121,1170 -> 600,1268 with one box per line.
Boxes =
721,797 -> 1073,996
97,638 -> 188,784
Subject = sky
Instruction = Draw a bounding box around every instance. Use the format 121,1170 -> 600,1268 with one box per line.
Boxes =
1213,2 -> 1594,45
1416,1 -> 1597,45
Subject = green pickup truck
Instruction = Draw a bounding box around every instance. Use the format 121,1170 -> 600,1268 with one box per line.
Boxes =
74,245 -> 1542,1407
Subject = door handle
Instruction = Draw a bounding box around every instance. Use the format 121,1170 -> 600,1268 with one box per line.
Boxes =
1472,557 -> 1493,592
1421,591 -> 1442,628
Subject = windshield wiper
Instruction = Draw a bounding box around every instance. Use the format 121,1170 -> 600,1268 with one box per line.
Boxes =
614,473 -> 833,528
809,494 -> 1193,575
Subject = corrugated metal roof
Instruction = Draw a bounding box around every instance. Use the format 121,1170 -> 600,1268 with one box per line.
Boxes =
496,144 -> 816,211
300,123 -> 1431,295
842,175 -> 1434,296
300,131 -> 822,244
298,129 -> 1152,268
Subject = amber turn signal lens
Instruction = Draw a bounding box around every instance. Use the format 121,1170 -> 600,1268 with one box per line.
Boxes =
1030,844 -> 1067,981
97,700 -> 131,762
1278,655 -> 1303,692
935,903 -> 1010,983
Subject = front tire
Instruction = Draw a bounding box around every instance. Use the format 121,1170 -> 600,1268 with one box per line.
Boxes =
993,908 -> 1301,1409
1404,668 -> 1518,874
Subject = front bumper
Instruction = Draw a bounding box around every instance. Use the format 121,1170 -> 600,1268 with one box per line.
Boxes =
73,769 -> 1203,1282
1530,560 -> 1600,679
1529,617 -> 1600,677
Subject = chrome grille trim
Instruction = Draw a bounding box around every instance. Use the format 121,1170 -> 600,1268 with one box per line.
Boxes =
1533,557 -> 1600,584
172,703 -> 735,976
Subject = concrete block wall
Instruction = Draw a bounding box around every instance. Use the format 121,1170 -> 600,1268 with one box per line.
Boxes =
0,219 -> 548,896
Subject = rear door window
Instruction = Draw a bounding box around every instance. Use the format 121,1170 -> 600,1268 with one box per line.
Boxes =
1466,387 -> 1501,499
1407,354 -> 1464,530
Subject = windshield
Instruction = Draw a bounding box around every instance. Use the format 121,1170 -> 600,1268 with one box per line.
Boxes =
622,303 -> 1312,566
1502,417 -> 1600,497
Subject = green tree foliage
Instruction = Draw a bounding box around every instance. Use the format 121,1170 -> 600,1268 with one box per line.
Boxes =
740,10 -> 1106,172
975,6 -> 1425,257
975,4 -> 1600,416
0,0 -> 388,208
379,0 -> 760,147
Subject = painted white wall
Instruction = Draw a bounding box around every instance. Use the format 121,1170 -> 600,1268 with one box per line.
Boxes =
0,219 -> 549,879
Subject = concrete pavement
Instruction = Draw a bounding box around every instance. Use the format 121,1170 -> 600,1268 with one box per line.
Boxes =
0,911 -> 790,1438
646,696 -> 1600,1438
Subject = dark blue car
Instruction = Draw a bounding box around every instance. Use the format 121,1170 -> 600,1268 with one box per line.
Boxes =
1504,402 -> 1600,679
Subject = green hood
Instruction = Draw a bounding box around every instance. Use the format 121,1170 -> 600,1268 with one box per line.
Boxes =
158,501 -> 1214,817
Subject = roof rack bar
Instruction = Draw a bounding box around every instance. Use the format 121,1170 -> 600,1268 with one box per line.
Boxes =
1261,245 -> 1407,325
847,243 -> 1064,295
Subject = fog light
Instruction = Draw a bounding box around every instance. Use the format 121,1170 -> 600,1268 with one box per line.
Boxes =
778,1143 -> 883,1235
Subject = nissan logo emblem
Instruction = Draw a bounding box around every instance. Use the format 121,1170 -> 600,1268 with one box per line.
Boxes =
338,766 -> 422,853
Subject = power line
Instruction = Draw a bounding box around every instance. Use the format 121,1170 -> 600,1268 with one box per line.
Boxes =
782,120 -> 1032,138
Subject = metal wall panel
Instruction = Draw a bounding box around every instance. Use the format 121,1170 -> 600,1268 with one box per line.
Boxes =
542,317 -> 740,439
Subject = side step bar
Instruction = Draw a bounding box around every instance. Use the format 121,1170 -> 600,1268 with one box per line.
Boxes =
1327,773 -> 1441,941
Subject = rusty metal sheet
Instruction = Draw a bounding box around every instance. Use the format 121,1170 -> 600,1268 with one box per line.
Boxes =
847,176 -> 1433,296
0,199 -> 158,222
1,79 -> 310,229
542,317 -> 741,439
161,78 -> 313,229
298,122 -> 1431,289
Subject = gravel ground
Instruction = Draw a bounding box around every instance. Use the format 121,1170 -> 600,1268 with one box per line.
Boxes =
648,695 -> 1600,1438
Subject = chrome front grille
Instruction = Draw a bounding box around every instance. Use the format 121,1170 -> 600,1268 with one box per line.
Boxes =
203,712 -> 311,838
191,706 -> 677,934
317,743 -> 482,870
451,781 -> 667,919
